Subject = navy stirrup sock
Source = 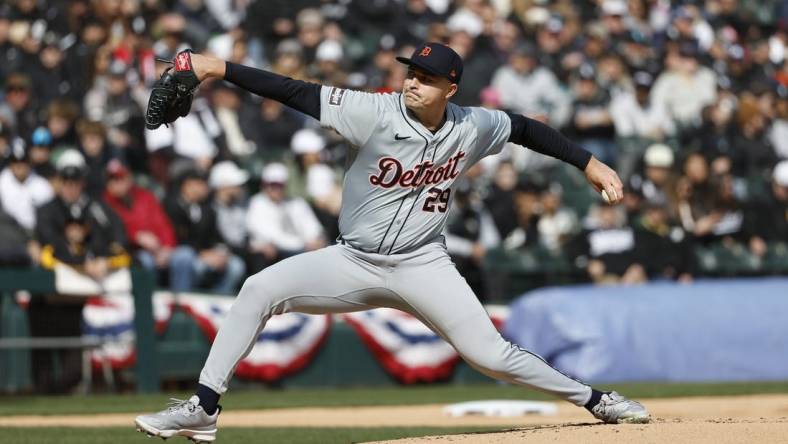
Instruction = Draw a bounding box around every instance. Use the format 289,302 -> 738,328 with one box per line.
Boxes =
584,389 -> 605,412
196,384 -> 221,415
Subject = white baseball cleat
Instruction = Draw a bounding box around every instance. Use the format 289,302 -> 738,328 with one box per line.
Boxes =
589,391 -> 651,424
135,396 -> 220,443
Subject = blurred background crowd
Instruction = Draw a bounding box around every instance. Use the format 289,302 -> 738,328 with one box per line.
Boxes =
0,0 -> 787,302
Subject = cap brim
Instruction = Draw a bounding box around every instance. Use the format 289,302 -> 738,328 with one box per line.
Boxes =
212,174 -> 249,188
60,173 -> 86,180
396,57 -> 452,81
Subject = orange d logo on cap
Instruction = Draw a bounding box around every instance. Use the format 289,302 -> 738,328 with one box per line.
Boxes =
419,46 -> 432,57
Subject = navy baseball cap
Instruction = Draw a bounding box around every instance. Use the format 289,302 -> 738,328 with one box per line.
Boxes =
396,42 -> 463,84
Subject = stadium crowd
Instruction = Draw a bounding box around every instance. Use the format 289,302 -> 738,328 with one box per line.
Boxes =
0,0 -> 787,301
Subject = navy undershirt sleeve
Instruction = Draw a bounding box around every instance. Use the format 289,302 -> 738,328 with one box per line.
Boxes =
506,112 -> 592,171
223,62 -> 321,120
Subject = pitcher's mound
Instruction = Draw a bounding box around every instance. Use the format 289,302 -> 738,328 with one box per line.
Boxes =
369,418 -> 788,443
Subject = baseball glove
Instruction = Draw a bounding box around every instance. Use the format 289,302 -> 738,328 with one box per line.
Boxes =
145,50 -> 201,130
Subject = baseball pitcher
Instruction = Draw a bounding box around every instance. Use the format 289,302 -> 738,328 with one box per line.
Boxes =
135,43 -> 649,443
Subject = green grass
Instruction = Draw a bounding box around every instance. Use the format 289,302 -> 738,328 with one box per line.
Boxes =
0,427 -> 504,444
1,381 -> 787,417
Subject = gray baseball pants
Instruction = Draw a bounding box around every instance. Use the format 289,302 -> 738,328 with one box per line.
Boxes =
198,242 -> 592,406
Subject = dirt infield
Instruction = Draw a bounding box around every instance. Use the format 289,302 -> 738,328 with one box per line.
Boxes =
1,394 -> 786,443
370,419 -> 788,444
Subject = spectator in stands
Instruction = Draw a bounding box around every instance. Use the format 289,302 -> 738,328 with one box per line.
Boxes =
684,97 -> 735,169
212,83 -> 256,158
445,181 -> 500,299
650,40 -> 717,130
724,43 -> 772,95
271,38 -> 308,80
243,0 -> 309,56
362,34 -> 399,90
62,15 -> 107,100
0,73 -> 37,140
668,6 -> 714,53
744,160 -> 788,258
84,60 -> 147,172
727,95 -> 777,179
33,149 -> 130,394
537,184 -> 579,254
395,0 -> 444,46
452,20 -> 518,106
295,8 -> 325,65
289,129 -> 342,241
633,143 -> 678,214
622,181 -> 645,222
491,42 -> 571,127
597,53 -> 632,99
246,163 -> 325,272
209,161 -> 250,260
241,98 -> 304,155
165,166 -> 245,294
578,23 -> 611,68
313,39 -> 348,86
618,29 -> 658,75
600,0 -> 632,45
484,160 -> 519,240
610,70 -> 675,180
77,120 -> 117,198
45,98 -> 80,150
676,152 -> 725,242
502,181 -> 543,250
288,128 -> 326,199
103,158 -> 177,275
29,32 -> 74,108
0,138 -> 53,234
28,126 -> 56,179
571,204 -> 646,285
567,64 -> 617,166
706,173 -> 745,242
634,202 -> 693,282
36,149 -> 129,277
532,14 -> 570,78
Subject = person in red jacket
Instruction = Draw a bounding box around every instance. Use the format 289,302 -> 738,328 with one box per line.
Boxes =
103,158 -> 176,273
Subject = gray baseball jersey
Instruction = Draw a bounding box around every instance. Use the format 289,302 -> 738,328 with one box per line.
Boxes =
319,86 -> 510,254
198,86 -> 593,408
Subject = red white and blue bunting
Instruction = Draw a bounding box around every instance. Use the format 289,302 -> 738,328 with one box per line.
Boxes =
81,295 -> 138,370
342,309 -> 459,383
175,293 -> 331,382
81,292 -> 331,382
343,307 -> 509,384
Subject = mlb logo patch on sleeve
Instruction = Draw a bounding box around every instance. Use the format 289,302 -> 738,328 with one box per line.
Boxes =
329,87 -> 345,106
175,52 -> 191,71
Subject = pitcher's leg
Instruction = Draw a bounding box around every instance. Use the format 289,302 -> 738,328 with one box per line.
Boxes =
199,245 -> 384,394
390,248 -> 592,406
136,245 -> 404,441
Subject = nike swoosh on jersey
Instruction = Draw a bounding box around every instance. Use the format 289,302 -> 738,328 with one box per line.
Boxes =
394,133 -> 411,140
